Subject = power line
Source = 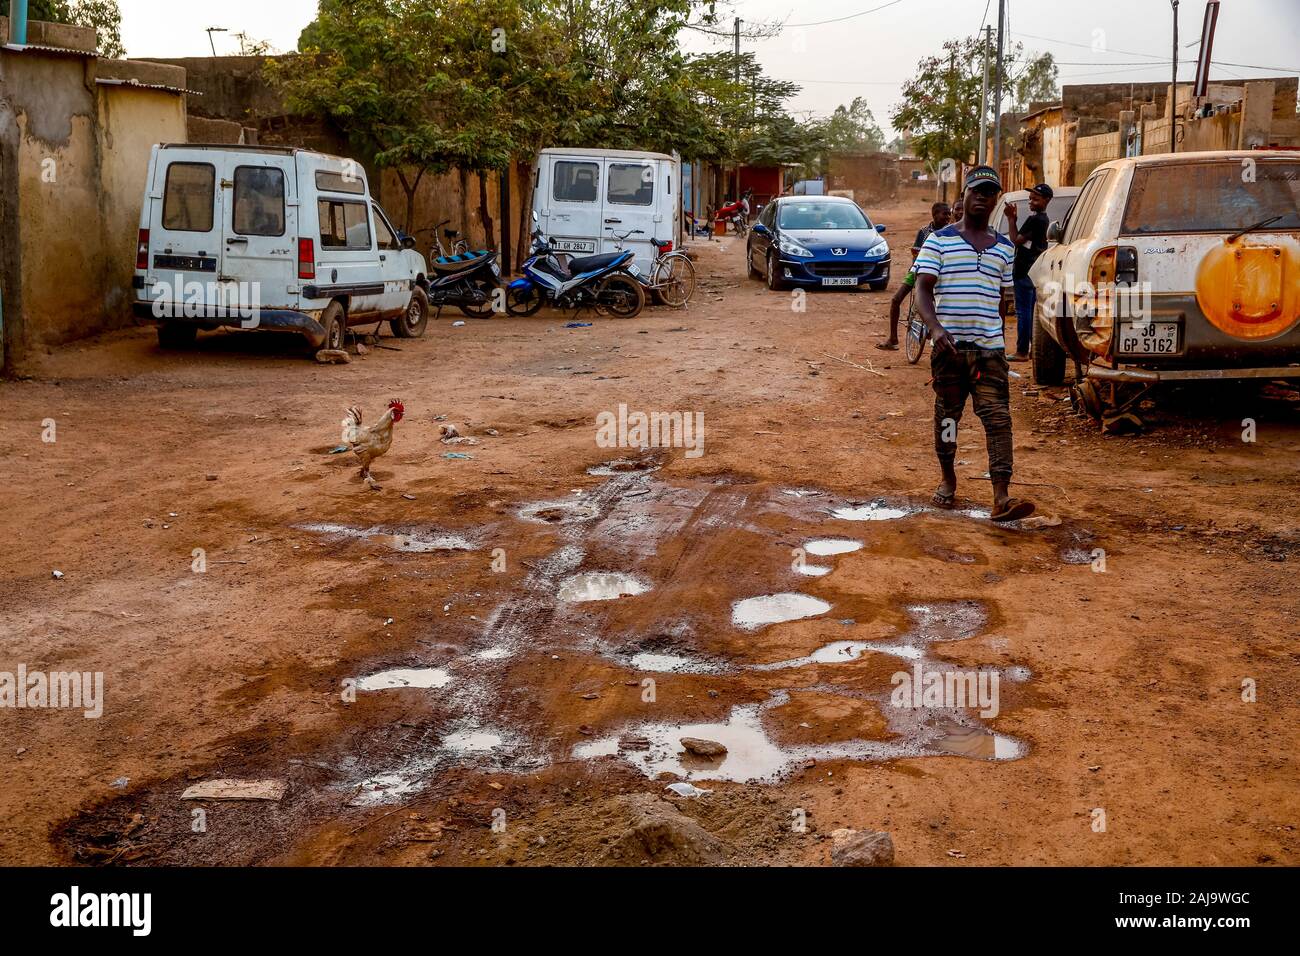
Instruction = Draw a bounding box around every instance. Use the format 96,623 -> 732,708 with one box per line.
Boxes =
1012,29 -> 1299,73
784,0 -> 907,29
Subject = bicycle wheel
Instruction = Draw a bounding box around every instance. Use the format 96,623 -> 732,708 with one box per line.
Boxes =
904,294 -> 928,364
594,273 -> 644,318
652,254 -> 696,308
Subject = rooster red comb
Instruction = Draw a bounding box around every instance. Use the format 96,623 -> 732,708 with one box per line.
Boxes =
387,399 -> 405,421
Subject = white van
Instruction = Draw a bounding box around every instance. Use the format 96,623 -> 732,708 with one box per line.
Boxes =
133,144 -> 429,354
532,147 -> 680,274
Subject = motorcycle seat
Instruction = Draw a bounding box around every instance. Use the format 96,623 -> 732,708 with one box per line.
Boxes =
431,250 -> 492,273
566,251 -> 623,274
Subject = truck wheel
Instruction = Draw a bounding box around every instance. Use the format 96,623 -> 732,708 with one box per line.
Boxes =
1032,312 -> 1067,386
391,287 -> 429,337
317,302 -> 346,354
157,323 -> 197,349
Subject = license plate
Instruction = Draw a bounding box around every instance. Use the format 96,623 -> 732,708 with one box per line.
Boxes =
552,238 -> 596,253
821,277 -> 857,286
1118,320 -> 1179,354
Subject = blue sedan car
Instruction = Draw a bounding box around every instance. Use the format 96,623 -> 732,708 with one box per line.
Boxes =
746,195 -> 891,292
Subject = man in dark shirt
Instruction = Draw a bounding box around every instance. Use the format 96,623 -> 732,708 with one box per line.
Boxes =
1003,182 -> 1053,360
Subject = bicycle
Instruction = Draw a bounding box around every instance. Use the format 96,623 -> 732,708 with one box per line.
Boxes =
607,228 -> 697,308
903,290 -> 929,364
430,219 -> 471,258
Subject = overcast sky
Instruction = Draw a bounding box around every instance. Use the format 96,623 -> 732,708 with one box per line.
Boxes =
118,0 -> 1300,133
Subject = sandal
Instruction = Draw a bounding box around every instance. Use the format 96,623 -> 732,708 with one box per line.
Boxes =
875,341 -> 899,351
991,497 -> 1035,522
931,488 -> 956,509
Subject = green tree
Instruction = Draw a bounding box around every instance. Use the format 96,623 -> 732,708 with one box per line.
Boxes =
821,97 -> 886,154
891,34 -> 1056,169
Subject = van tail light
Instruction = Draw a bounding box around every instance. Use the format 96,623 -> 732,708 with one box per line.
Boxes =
298,238 -> 316,280
1114,246 -> 1139,286
136,229 -> 149,270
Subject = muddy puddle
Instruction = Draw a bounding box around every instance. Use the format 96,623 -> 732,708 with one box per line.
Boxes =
731,593 -> 832,630
300,522 -> 475,552
557,571 -> 651,603
355,668 -> 452,691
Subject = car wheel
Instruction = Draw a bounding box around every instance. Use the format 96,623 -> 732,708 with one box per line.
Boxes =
1032,307 -> 1067,386
317,301 -> 346,354
746,243 -> 761,279
391,287 -> 429,338
766,252 -> 787,292
157,322 -> 197,349
868,279 -> 889,292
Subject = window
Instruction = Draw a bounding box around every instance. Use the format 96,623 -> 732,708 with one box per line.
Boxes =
553,161 -> 599,203
1121,160 -> 1300,235
233,166 -> 285,237
777,200 -> 870,231
315,169 -> 366,195
608,163 -> 653,205
1063,172 -> 1111,245
318,200 -> 371,250
372,205 -> 399,250
162,162 -> 215,232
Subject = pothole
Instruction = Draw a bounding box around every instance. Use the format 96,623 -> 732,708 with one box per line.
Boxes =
557,572 -> 651,603
300,523 -> 474,551
442,729 -> 504,753
804,539 -> 863,556
355,667 -> 452,691
517,500 -> 601,524
731,593 -> 831,630
831,500 -> 916,521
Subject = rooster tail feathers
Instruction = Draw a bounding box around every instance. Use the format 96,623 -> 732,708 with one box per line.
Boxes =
340,405 -> 364,444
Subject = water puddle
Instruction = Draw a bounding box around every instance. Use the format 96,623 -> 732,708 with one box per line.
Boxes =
587,457 -> 662,477
442,729 -> 503,753
804,539 -> 863,556
936,728 -> 1025,760
629,652 -> 718,673
517,500 -> 601,524
355,667 -> 452,691
557,571 -> 651,603
348,758 -> 439,807
300,522 -> 473,552
795,564 -> 832,577
751,639 -> 872,671
732,593 -> 831,630
831,500 -> 916,521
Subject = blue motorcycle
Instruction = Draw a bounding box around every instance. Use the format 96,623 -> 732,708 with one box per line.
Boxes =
505,214 -> 645,318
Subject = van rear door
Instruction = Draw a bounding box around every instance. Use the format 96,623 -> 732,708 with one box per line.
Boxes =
600,157 -> 659,273
147,148 -> 224,315
221,153 -> 297,316
544,154 -> 602,255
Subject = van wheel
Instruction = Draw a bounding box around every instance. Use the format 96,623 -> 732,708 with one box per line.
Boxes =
157,323 -> 197,349
391,287 -> 429,337
1032,313 -> 1067,386
317,302 -> 346,354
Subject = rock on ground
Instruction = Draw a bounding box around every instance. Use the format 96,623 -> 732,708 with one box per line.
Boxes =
830,828 -> 894,866
680,737 -> 728,758
603,793 -> 725,865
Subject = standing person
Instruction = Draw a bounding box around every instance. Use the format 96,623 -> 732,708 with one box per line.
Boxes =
878,202 -> 951,350
913,165 -> 1035,522
1004,183 -> 1053,361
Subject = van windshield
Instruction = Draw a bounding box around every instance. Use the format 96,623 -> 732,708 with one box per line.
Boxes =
1121,160 -> 1300,234
778,201 -> 871,230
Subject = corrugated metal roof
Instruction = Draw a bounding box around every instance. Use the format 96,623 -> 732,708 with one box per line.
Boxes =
95,77 -> 202,96
2,41 -> 99,58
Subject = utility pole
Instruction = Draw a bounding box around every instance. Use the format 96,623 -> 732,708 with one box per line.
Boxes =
734,17 -> 742,199
978,26 -> 991,165
945,49 -> 956,204
1169,0 -> 1180,153
992,0 -> 1005,173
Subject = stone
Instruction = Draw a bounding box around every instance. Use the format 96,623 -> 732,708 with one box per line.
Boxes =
680,737 -> 727,758
605,794 -> 724,865
830,828 -> 895,867
315,349 -> 350,365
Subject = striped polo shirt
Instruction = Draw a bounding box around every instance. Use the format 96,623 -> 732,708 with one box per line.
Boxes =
913,225 -> 1014,349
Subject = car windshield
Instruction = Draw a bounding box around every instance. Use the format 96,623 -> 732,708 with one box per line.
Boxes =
778,201 -> 871,230
1121,160 -> 1300,234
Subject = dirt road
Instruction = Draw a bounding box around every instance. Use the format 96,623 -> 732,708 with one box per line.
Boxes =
1,200 -> 1296,866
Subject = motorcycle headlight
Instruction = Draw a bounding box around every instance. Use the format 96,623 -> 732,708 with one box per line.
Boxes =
779,238 -> 814,258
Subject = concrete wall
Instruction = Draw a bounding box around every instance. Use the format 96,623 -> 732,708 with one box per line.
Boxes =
0,24 -> 188,370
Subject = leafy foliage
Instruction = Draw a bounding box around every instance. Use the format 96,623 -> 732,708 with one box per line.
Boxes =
1,0 -> 125,58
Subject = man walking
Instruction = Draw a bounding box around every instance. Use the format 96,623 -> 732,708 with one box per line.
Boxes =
913,166 -> 1034,522
1003,183 -> 1053,361
877,201 -> 950,351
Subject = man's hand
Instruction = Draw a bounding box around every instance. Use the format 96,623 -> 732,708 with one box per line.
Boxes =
1003,201 -> 1018,223
931,326 -> 958,357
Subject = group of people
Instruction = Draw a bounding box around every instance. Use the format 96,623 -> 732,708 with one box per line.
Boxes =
877,165 -> 1056,523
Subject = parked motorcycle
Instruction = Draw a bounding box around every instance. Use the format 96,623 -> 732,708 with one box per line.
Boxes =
423,218 -> 502,319
505,213 -> 645,318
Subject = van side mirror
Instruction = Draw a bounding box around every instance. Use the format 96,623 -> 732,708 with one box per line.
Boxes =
1047,221 -> 1063,243
400,235 -> 416,250
875,224 -> 887,233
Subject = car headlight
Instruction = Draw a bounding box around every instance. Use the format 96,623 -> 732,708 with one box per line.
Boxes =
779,238 -> 814,258
865,240 -> 888,257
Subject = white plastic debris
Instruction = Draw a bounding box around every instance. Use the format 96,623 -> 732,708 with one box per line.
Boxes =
51,570 -> 64,579
665,782 -> 712,798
